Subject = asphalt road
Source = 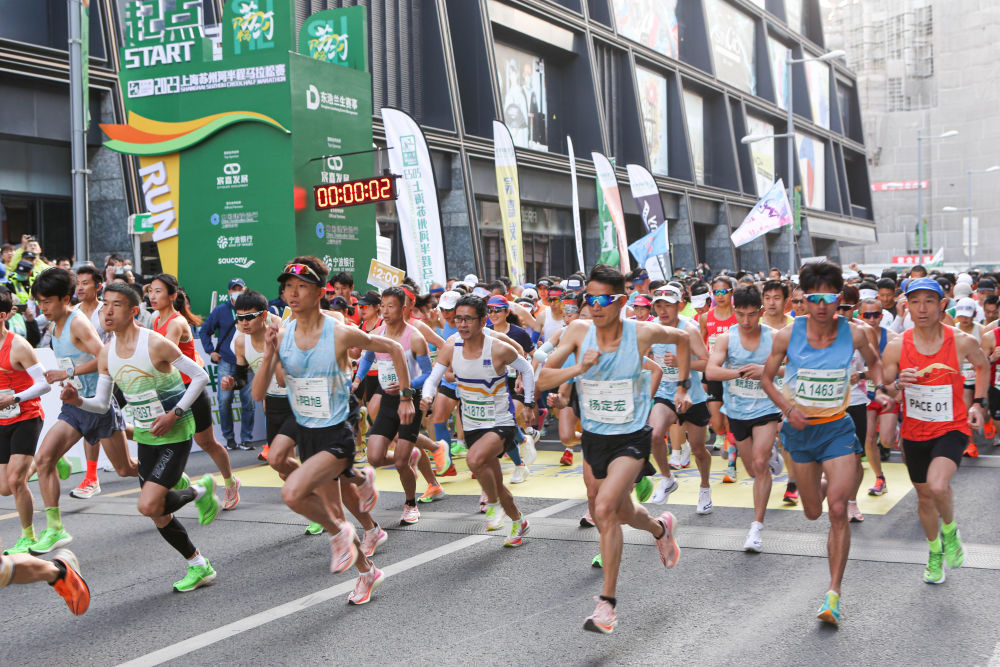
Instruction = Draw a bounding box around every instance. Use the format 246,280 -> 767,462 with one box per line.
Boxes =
3,441 -> 1000,666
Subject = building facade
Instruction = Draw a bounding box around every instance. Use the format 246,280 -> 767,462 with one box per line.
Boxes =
1,0 -> 874,280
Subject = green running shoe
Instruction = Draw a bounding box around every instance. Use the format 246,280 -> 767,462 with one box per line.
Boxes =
173,473 -> 191,491
173,560 -> 217,593
924,549 -> 946,584
193,475 -> 220,526
450,440 -> 468,459
635,476 -> 653,503
943,528 -> 965,569
591,553 -> 602,568
3,536 -> 36,555
305,522 -> 325,535
56,457 -> 71,481
816,591 -> 841,626
29,528 -> 73,555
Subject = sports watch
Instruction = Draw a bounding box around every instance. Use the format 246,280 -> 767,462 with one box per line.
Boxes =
400,387 -> 416,399
173,407 -> 185,417
678,379 -> 691,390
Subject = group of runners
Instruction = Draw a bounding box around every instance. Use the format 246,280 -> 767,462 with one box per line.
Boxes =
0,257 -> 990,635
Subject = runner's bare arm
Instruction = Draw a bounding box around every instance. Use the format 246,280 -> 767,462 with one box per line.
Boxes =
485,329 -> 526,358
761,325 -> 791,412
537,320 -> 588,390
0,336 -> 50,410
879,336 -> 904,400
687,321 -> 710,372
852,322 -> 885,391
62,346 -> 110,411
252,325 -> 282,402
67,313 -> 103,375
508,301 -> 538,331
340,326 -> 411,390
419,339 -> 455,411
638,321 -> 690,384
704,333 -> 739,381
642,357 -> 662,397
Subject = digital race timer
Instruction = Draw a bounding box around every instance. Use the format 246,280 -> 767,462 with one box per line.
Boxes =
313,175 -> 398,210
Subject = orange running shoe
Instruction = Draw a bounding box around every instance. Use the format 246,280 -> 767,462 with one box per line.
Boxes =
985,421 -> 997,440
964,441 -> 979,458
560,449 -> 574,466
431,440 -> 450,474
258,444 -> 269,462
439,463 -> 457,477
50,550 -> 90,615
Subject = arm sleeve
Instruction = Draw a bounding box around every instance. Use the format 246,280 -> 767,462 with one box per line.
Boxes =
411,354 -> 433,389
233,363 -> 249,389
171,355 -> 209,411
533,340 -> 555,364
508,355 -> 534,403
421,363 -> 448,402
199,308 -> 217,352
13,363 -> 50,402
355,350 -> 375,379
78,374 -> 113,413
25,320 -> 40,348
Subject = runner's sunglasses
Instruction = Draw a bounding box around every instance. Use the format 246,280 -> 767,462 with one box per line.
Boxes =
583,294 -> 625,308
804,293 -> 839,305
712,288 -> 732,296
281,263 -> 322,283
235,310 -> 265,322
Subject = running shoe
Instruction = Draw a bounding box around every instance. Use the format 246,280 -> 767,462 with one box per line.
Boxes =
69,478 -> 101,499
924,549 -> 945,584
439,463 -> 457,477
744,521 -> 763,553
226,438 -> 238,451
511,465 -> 529,484
173,473 -> 191,491
329,524 -> 358,573
783,482 -> 799,505
400,504 -> 420,525
560,448 -> 574,466
847,502 -> 864,523
668,449 -> 682,469
30,528 -> 73,555
485,502 -> 506,531
56,457 -> 71,481
679,442 -> 691,468
580,510 -> 596,528
504,518 -> 529,547
357,466 -> 378,513
418,483 -> 446,503
237,441 -> 254,451
305,522 -> 325,535
651,476 -> 679,505
769,445 -> 784,476
173,559 -> 217,593
711,433 -> 723,452
193,475 -> 220,526
816,591 -> 841,626
985,421 -> 997,440
943,528 -> 965,569
696,487 -> 713,515
522,428 -> 539,465
479,492 -> 488,513
432,440 -> 450,475
868,477 -> 887,496
348,566 -> 385,605
222,477 -> 241,511
722,464 -> 738,483
654,512 -> 680,568
3,536 -> 35,555
50,549 -> 89,615
964,441 -> 979,458
583,598 -> 617,634
591,554 -> 602,568
634,476 -> 653,503
450,440 -> 468,458
258,444 -> 269,462
361,525 -> 388,557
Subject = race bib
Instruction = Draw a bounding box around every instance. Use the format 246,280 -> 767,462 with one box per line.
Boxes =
460,392 -> 495,426
961,362 -> 975,384
793,368 -> 847,408
904,384 -> 953,423
729,375 -> 766,399
57,357 -> 83,390
125,389 -> 165,428
579,378 -> 634,424
708,334 -> 720,349
0,389 -> 20,420
287,376 -> 331,419
657,352 -> 680,383
376,359 -> 398,389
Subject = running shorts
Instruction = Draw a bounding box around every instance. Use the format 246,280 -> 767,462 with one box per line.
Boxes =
369,391 -> 424,443
297,421 -> 355,468
653,398 -> 711,427
780,415 -> 862,464
0,417 -> 43,464
264,395 -> 297,443
137,440 -> 192,489
581,425 -> 652,479
728,412 -> 782,443
902,430 -> 965,484
58,398 -> 126,446
465,426 -> 518,457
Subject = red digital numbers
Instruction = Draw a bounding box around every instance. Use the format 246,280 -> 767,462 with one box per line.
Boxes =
313,176 -> 397,210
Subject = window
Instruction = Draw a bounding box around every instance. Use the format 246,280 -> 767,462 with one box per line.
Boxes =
705,0 -> 756,94
683,90 -> 705,184
1,0 -> 107,59
634,66 -> 668,175
494,42 -> 548,151
611,0 -> 679,59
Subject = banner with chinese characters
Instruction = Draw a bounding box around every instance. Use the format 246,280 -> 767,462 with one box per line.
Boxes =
592,152 -> 630,273
382,107 -> 446,292
298,6 -> 368,71
493,121 -> 525,286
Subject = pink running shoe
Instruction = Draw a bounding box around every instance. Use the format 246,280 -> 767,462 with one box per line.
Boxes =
654,511 -> 680,568
583,597 -> 617,634
357,466 -> 378,513
348,566 -> 385,605
329,524 -> 358,573
360,525 -> 388,557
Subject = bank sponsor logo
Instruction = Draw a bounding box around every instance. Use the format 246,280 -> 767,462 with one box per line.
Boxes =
217,234 -> 254,249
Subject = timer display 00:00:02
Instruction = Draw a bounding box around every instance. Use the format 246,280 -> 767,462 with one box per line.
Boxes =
313,176 -> 397,210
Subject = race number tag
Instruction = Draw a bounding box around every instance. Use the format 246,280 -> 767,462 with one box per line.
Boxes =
376,359 -> 398,389
904,384 -> 953,422
460,393 -> 495,426
286,377 -> 331,419
961,361 -> 975,384
793,368 -> 847,408
579,379 -> 634,424
125,389 -> 164,428
708,334 -> 720,349
57,357 -> 83,390
0,389 -> 19,420
728,376 -> 766,399
657,353 -> 679,383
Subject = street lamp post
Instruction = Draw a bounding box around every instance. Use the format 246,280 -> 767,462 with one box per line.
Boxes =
916,129 -> 958,261
742,49 -> 844,276
944,164 -> 999,268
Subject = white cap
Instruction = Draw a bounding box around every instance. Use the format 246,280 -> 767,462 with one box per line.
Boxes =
472,286 -> 490,298
690,293 -> 710,308
565,276 -> 584,291
957,273 -> 973,285
464,273 -> 478,285
955,297 -> 977,318
438,290 -> 461,310
522,288 -> 538,300
955,282 -> 973,299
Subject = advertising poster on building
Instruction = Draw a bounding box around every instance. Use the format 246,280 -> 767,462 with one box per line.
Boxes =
592,152 -> 630,273
493,121 -> 526,286
796,133 -> 825,210
626,163 -> 670,277
382,107 -> 446,292
494,42 -> 547,151
634,66 -> 668,176
805,60 -> 831,129
769,37 -> 791,110
612,0 -> 678,59
567,136 -> 585,272
683,90 -> 705,184
746,116 -> 775,195
706,0 -> 756,94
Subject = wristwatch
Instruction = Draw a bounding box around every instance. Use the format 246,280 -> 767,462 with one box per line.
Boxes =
66,365 -> 75,379
678,379 -> 691,390
400,387 -> 416,399
173,407 -> 184,417
875,384 -> 887,394
524,401 -> 535,408
972,397 -> 986,408
13,396 -> 21,404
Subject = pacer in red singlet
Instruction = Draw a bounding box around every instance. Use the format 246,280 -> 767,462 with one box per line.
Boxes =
882,277 -> 989,585
699,275 -> 738,466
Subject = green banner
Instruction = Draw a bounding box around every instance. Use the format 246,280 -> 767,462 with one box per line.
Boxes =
793,185 -> 802,234
298,6 -> 369,71
596,158 -> 619,267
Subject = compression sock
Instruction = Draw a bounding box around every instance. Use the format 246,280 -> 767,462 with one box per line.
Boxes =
157,517 -> 196,558
188,553 -> 207,568
22,525 -> 35,540
45,507 -> 63,532
599,595 -> 617,608
224,477 -> 235,488
942,520 -> 957,536
928,535 -> 942,552
162,488 -> 197,514
434,422 -> 451,443
84,460 -> 98,482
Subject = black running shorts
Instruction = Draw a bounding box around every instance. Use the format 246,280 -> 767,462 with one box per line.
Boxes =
581,425 -> 652,480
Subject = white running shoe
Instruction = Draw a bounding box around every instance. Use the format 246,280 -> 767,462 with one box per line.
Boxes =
768,444 -> 784,477
696,487 -> 713,515
521,430 -> 538,466
650,476 -> 679,504
69,479 -> 101,500
679,442 -> 692,468
668,449 -> 682,469
744,521 -> 763,552
511,464 -> 529,484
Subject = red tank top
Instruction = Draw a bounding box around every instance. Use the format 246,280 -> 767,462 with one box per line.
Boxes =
704,307 -> 737,348
153,311 -> 199,383
0,332 -> 42,424
899,326 -> 969,440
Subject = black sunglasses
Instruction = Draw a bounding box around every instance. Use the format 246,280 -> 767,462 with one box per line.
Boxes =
860,312 -> 882,320
235,311 -> 265,322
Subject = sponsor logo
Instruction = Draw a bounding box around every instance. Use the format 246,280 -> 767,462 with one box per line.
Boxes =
231,0 -> 276,55
217,257 -> 255,269
305,19 -> 348,62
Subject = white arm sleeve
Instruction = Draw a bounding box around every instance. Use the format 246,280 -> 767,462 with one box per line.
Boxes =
508,355 -> 534,403
533,341 -> 555,364
421,363 -> 448,403
78,374 -> 113,414
171,355 -> 209,411
14,363 -> 51,403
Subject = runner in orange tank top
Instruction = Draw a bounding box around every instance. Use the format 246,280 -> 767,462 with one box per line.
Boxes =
881,277 -> 989,585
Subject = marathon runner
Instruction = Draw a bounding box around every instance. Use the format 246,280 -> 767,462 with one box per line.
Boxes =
538,264 -> 683,634
952,297 -> 988,457
0,540 -> 89,615
858,296 -> 898,496
427,290 -> 466,461
760,279 -> 798,502
700,275 -> 737,458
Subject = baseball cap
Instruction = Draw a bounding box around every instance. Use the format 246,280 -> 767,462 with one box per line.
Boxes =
536,278 -> 552,288
978,278 -> 997,291
957,273 -> 973,285
565,276 -> 584,291
472,286 -> 490,299
487,295 -> 509,309
438,290 -> 460,310
228,278 -> 246,290
515,297 -> 534,307
955,297 -> 977,318
690,292 -> 709,308
357,290 -> 381,307
464,273 -> 479,285
633,295 -> 652,307
522,288 -> 538,300
955,282 -> 973,298
904,277 -> 943,298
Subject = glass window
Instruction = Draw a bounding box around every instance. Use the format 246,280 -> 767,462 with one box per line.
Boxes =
768,37 -> 791,110
784,0 -> 803,33
745,116 -> 775,194
634,66 -> 668,176
0,0 -> 106,59
795,133 -> 825,210
494,42 -> 548,151
705,0 -> 756,94
611,0 -> 678,59
683,90 -> 705,184
805,60 -> 830,129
